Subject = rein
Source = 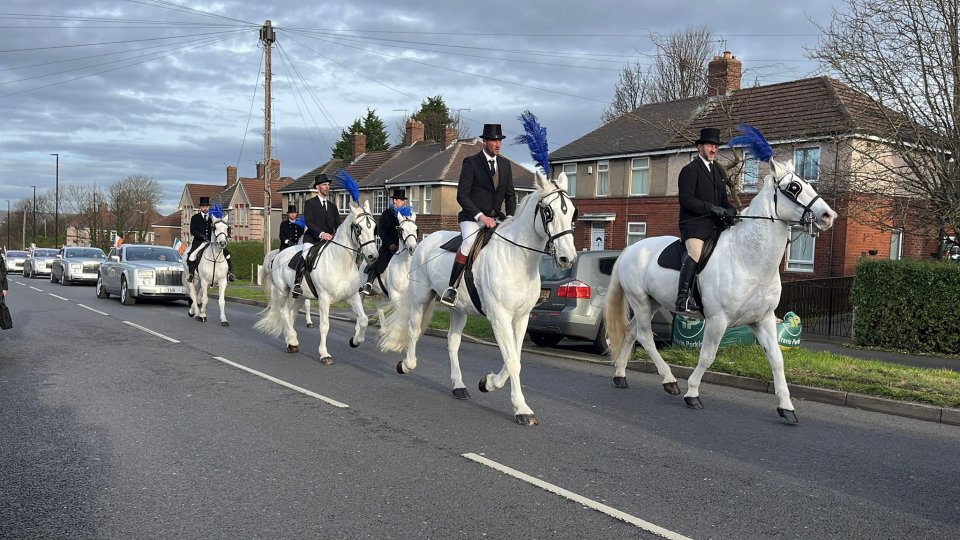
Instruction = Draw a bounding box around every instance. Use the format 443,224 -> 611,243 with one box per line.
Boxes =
325,210 -> 377,255
492,188 -> 576,262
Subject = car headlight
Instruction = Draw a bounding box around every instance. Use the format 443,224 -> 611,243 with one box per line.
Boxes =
138,270 -> 154,284
69,263 -> 83,272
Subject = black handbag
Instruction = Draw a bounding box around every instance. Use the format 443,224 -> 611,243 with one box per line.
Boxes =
0,296 -> 12,330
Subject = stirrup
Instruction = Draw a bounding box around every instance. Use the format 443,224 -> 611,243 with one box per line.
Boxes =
227,273 -> 237,283
186,273 -> 194,283
676,296 -> 701,313
359,282 -> 373,296
439,287 -> 457,307
292,284 -> 303,298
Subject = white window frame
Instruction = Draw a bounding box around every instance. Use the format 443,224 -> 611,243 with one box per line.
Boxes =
422,186 -> 432,214
373,190 -> 388,214
626,222 -> 647,246
795,146 -> 821,183
890,228 -> 903,260
629,157 -> 649,196
595,160 -> 609,196
742,158 -> 760,194
408,187 -> 420,213
336,193 -> 350,213
786,228 -> 816,272
562,163 -> 577,198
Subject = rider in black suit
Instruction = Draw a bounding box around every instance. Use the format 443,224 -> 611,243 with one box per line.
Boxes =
440,123 -> 516,306
360,189 -> 408,296
292,174 -> 340,298
675,127 -> 737,313
279,205 -> 304,250
186,196 -> 236,283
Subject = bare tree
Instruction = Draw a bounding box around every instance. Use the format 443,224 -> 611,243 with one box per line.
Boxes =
107,175 -> 162,243
602,63 -> 654,124
810,0 -> 960,250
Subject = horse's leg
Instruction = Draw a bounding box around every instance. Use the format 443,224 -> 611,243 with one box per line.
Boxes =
447,310 -> 470,399
187,281 -> 198,317
198,277 -> 209,322
751,315 -> 797,423
280,291 -> 300,353
683,319 -> 726,409
217,277 -> 228,326
304,298 -> 313,328
479,315 -> 537,425
398,298 -> 429,374
345,292 -> 368,348
316,296 -> 333,364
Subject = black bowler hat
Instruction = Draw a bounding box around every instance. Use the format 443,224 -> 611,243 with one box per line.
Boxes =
695,127 -> 724,146
287,205 -> 297,213
480,123 -> 506,140
389,189 -> 407,200
313,173 -> 331,187
199,196 -> 210,206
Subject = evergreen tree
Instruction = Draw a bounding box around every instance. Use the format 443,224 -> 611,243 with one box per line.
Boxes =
411,95 -> 452,143
331,108 -> 391,160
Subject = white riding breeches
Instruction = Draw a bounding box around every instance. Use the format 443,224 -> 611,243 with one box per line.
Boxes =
459,220 -> 483,256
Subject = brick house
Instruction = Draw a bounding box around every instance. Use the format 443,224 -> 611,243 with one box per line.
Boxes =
150,211 -> 181,247
548,51 -> 941,279
64,203 -> 161,247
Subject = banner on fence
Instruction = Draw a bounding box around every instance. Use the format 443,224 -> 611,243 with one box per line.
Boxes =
672,311 -> 803,349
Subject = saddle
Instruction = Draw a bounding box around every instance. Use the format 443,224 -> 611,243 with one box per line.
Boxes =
441,228 -> 496,315
656,229 -> 722,313
287,240 -> 330,298
187,241 -> 209,263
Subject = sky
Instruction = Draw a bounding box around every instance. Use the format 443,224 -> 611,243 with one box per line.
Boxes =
0,0 -> 846,216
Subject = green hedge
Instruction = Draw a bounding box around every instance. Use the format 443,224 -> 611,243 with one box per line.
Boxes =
228,240 -> 279,281
851,259 -> 960,354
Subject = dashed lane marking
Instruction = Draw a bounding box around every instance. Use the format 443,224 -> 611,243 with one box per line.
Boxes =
77,304 -> 109,316
48,293 -> 69,301
122,320 -> 180,343
212,356 -> 350,409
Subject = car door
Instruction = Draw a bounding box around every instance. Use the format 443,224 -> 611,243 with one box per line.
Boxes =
103,248 -> 120,291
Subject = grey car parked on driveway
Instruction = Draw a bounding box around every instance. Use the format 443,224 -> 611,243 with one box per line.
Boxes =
50,246 -> 106,285
97,244 -> 187,305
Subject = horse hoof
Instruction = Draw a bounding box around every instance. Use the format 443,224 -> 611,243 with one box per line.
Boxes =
613,376 -> 628,389
684,396 -> 704,409
287,345 -> 299,353
306,322 -> 313,328
320,357 -> 334,365
452,388 -> 470,400
396,361 -> 406,374
663,382 -> 681,395
349,338 -> 359,348
777,408 -> 799,424
187,311 -> 194,317
221,321 -> 229,327
515,414 -> 539,426
197,316 -> 206,322
478,375 -> 491,393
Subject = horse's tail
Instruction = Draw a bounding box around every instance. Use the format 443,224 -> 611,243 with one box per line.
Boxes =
604,258 -> 630,359
259,250 -> 277,300
253,251 -> 285,338
378,279 -> 413,352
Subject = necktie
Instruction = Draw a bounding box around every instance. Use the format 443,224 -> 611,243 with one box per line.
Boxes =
488,159 -> 496,176
322,199 -> 327,211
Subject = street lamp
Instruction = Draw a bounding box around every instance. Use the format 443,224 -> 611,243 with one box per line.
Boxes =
5,200 -> 9,249
30,185 -> 36,247
51,153 -> 59,248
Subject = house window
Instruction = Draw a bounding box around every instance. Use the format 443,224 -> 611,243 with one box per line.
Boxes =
562,163 -> 577,197
596,160 -> 609,196
786,227 -> 815,272
337,193 -> 350,213
373,190 -> 388,214
408,187 -> 420,213
743,158 -> 759,193
795,147 -> 820,182
630,158 -> 649,196
236,205 -> 248,226
626,222 -> 647,246
890,229 -> 903,260
422,186 -> 432,214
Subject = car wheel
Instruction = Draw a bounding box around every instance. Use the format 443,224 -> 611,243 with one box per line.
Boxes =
96,276 -> 110,299
591,320 -> 609,355
30,267 -> 36,279
50,270 -> 57,283
120,277 -> 136,305
529,332 -> 562,347
61,272 -> 70,286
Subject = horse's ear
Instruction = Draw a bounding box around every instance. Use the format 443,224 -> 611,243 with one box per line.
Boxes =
555,171 -> 569,192
410,211 -> 417,221
362,199 -> 371,213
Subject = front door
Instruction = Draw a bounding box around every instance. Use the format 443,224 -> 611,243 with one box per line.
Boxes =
592,224 -> 605,251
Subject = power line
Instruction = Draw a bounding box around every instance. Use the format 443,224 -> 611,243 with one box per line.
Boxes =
0,29 -> 254,53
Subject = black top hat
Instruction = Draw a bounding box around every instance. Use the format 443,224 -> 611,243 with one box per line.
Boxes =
480,123 -> 506,140
199,196 -> 210,206
695,127 -> 724,146
313,173 -> 331,187
287,205 -> 298,213
389,189 -> 407,200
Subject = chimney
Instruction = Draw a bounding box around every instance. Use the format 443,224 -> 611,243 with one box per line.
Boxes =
707,51 -> 742,97
269,158 -> 281,182
226,165 -> 237,187
352,132 -> 367,160
256,162 -> 265,179
440,125 -> 458,149
406,120 -> 425,144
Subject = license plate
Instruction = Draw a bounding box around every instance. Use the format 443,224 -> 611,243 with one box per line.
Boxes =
539,289 -> 550,302
161,287 -> 176,293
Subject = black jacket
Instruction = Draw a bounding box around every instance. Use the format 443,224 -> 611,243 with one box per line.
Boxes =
1,256 -> 8,293
456,151 -> 516,223
303,197 -> 340,243
279,219 -> 304,250
677,158 -> 735,240
371,207 -> 401,274
189,212 -> 212,252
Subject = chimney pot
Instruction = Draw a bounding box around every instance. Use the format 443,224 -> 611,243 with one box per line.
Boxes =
406,120 -> 425,144
707,50 -> 742,97
440,125 -> 458,149
226,165 -> 238,187
352,132 -> 367,161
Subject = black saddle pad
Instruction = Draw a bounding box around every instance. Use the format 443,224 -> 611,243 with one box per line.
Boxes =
440,236 -> 462,252
656,234 -> 720,273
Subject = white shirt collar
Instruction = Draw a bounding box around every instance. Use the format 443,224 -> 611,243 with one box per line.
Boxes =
482,150 -> 497,163
699,155 -> 713,170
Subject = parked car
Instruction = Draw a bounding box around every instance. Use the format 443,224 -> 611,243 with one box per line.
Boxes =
97,244 -> 187,305
50,246 -> 106,285
2,250 -> 28,274
528,250 -> 673,354
22,248 -> 59,278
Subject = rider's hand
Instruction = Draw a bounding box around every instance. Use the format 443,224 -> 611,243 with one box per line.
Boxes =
321,232 -> 333,241
479,215 -> 497,228
709,205 -> 728,220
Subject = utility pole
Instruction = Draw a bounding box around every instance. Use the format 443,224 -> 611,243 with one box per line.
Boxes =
30,185 -> 36,247
260,20 -> 275,257
51,153 -> 59,248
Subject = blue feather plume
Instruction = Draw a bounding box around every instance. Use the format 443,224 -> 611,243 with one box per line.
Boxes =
209,203 -> 224,219
513,110 -> 550,177
396,205 -> 413,218
294,215 -> 307,229
333,169 -> 360,203
728,124 -> 774,163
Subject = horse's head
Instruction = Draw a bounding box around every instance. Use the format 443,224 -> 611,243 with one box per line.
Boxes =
211,217 -> 230,247
349,199 -> 379,264
536,171 -> 578,268
397,211 -> 418,255
767,159 -> 837,233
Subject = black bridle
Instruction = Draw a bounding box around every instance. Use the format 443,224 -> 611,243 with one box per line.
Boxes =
327,209 -> 378,255
494,187 -> 577,265
772,173 -> 822,235
397,217 -> 419,252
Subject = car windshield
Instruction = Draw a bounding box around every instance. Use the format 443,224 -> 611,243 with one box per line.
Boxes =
125,246 -> 181,262
67,248 -> 106,259
539,255 -> 573,281
34,249 -> 58,257
5,251 -> 27,258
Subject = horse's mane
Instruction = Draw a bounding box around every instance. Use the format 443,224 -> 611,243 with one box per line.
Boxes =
497,187 -> 542,229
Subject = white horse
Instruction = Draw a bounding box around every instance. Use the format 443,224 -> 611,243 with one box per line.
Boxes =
605,130 -> 837,423
359,211 -> 419,323
255,200 -> 379,363
185,216 -> 231,326
379,172 -> 578,425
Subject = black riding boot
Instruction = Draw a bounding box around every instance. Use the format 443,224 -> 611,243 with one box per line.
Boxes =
439,259 -> 467,307
292,260 -> 305,298
225,249 -> 236,282
186,257 -> 197,283
360,270 -> 376,296
674,255 -> 701,313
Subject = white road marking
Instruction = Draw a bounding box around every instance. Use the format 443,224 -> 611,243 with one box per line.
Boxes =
48,293 -> 69,301
29,286 -> 43,292
77,304 -> 109,316
212,356 -> 349,409
462,453 -> 692,540
122,320 -> 180,343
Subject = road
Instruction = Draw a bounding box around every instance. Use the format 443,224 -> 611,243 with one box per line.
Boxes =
1,276 -> 958,539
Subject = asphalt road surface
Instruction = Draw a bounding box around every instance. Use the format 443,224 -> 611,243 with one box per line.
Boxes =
1,277 -> 958,539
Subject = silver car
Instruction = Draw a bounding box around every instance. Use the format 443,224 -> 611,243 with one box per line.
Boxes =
23,248 -> 59,278
96,244 -> 187,305
51,246 -> 106,285
2,250 -> 28,274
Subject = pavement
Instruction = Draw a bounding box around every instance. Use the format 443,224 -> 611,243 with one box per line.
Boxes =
228,294 -> 960,426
